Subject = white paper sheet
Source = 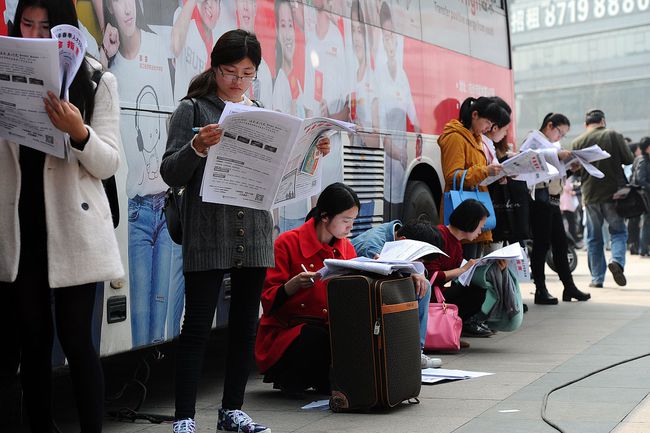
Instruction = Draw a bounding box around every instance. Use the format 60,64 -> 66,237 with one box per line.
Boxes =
457,243 -> 523,286
481,149 -> 549,186
421,368 -> 494,384
0,35 -> 66,157
378,240 -> 448,262
317,257 -> 425,280
301,399 -> 330,410
200,102 -> 355,210
564,144 -> 611,179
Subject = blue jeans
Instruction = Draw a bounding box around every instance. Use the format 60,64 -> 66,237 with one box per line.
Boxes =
585,202 -> 627,284
418,282 -> 431,350
167,242 -> 185,340
129,193 -> 175,347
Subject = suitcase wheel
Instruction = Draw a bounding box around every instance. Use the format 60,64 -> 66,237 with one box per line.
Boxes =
329,391 -> 349,413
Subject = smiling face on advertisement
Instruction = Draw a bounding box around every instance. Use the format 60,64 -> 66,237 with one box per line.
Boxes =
199,0 -> 220,30
277,1 -> 295,65
236,0 -> 256,33
109,0 -> 137,37
351,4 -> 366,63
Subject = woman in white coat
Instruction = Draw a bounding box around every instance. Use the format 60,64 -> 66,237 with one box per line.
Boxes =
0,1 -> 123,432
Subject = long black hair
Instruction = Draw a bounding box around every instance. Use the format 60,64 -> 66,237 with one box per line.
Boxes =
12,0 -> 96,122
185,29 -> 262,100
305,183 -> 360,223
458,96 -> 508,130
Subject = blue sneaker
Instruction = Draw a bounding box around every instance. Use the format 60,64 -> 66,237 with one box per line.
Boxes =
217,408 -> 271,433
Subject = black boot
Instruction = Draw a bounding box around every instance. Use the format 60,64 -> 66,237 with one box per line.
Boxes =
534,288 -> 558,305
562,286 -> 591,302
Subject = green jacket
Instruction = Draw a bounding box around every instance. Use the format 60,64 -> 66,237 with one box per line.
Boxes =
571,126 -> 634,205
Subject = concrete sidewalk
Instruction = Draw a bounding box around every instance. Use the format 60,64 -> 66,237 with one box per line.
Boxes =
56,250 -> 650,433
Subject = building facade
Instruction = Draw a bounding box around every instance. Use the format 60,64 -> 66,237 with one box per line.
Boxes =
509,0 -> 650,142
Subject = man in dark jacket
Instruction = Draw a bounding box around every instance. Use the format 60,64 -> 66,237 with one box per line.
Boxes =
571,109 -> 634,288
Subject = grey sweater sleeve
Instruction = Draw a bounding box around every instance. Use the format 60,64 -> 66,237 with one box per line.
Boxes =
160,100 -> 204,187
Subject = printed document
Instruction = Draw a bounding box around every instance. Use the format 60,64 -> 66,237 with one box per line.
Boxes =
317,257 -> 425,280
200,102 -> 355,210
378,240 -> 448,262
481,149 -> 549,186
457,243 -> 523,286
564,144 -> 611,179
0,25 -> 86,159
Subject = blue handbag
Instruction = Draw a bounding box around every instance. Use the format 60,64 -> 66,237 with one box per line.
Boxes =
443,169 -> 497,231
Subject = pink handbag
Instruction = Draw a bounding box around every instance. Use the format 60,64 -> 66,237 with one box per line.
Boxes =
424,272 -> 462,352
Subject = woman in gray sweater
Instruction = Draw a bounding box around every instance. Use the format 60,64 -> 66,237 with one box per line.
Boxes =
161,30 -> 329,433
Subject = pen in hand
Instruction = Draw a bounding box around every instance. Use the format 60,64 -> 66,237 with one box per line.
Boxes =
301,264 -> 315,284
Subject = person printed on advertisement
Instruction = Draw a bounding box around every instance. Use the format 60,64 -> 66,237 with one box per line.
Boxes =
303,0 -> 349,190
376,1 -> 419,215
272,0 -> 303,117
272,0 -> 310,232
171,0 -> 221,101
102,0 -> 184,347
236,0 -> 272,108
348,0 -> 379,148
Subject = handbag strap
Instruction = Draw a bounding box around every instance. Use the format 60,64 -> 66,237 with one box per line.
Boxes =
428,271 -> 446,303
452,169 -> 468,191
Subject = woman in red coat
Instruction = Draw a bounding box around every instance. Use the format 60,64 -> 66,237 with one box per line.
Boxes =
255,183 -> 360,394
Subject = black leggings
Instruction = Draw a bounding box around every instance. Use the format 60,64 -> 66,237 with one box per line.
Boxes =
263,324 -> 330,393
442,281 -> 487,322
0,258 -> 103,433
174,267 -> 266,420
530,200 -> 576,291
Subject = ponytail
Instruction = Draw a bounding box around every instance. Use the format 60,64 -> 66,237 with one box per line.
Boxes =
458,96 -> 508,130
540,112 -> 570,131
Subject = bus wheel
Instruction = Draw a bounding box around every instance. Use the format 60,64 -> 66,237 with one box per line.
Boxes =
402,180 -> 438,224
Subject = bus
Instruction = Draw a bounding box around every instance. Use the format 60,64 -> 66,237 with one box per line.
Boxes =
0,0 -> 514,359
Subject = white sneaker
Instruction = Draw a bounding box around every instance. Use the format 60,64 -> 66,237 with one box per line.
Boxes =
421,353 -> 442,369
172,418 -> 196,433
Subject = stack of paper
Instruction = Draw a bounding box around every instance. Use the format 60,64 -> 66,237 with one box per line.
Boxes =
457,243 -> 523,286
317,257 -> 425,280
378,240 -> 448,261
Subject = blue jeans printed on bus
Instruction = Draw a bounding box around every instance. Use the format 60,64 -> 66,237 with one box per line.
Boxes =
585,202 -> 627,284
167,241 -> 185,340
128,193 -> 180,347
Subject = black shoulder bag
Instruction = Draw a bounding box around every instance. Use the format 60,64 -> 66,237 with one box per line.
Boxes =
613,152 -> 650,218
163,99 -> 201,245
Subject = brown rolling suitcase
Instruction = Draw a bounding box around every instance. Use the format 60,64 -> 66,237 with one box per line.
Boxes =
326,273 -> 421,412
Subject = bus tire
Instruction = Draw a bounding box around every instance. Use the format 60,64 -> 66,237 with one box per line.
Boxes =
402,180 -> 439,224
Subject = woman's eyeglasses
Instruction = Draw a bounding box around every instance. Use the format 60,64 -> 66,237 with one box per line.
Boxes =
554,126 -> 568,139
218,67 -> 257,83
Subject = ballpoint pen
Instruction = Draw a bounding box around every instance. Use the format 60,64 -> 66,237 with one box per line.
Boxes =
301,264 -> 315,284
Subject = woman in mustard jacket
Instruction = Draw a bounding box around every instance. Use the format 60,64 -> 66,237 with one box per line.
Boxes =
438,96 -> 509,259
